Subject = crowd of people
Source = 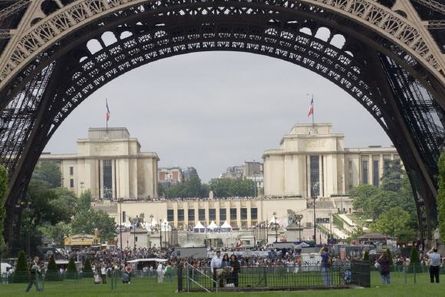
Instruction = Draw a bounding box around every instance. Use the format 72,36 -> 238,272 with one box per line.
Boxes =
18,243 -> 443,292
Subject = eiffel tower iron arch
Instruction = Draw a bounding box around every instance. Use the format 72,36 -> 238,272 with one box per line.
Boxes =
0,0 -> 445,248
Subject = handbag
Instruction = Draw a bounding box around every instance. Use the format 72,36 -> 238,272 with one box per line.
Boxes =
374,261 -> 381,270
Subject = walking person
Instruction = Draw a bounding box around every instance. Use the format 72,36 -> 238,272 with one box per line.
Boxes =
320,247 -> 331,287
221,253 -> 230,286
157,262 -> 164,283
427,247 -> 441,283
100,265 -> 107,284
164,262 -> 173,282
25,257 -> 42,292
229,254 -> 240,288
210,250 -> 222,288
377,249 -> 392,285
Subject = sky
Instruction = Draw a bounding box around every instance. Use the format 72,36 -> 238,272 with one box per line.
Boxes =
44,52 -> 392,182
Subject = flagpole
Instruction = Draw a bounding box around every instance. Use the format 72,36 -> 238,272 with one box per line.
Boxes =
311,94 -> 315,128
106,98 -> 108,133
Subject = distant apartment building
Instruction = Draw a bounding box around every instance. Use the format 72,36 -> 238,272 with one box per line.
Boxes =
221,161 -> 264,194
158,167 -> 183,185
221,165 -> 244,179
263,123 -> 399,198
40,127 -> 159,201
183,167 -> 199,181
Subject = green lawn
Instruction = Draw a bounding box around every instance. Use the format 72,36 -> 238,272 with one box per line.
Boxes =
0,272 -> 443,297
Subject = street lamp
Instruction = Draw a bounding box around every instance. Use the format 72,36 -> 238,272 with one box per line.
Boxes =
132,217 -> 138,250
312,182 -> 319,245
159,219 -> 162,249
118,198 -> 123,256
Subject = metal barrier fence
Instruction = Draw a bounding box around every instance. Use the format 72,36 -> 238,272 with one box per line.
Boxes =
180,263 -> 355,292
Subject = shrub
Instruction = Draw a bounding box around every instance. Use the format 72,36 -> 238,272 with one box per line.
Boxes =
83,257 -> 93,278
409,248 -> 421,273
363,250 -> 370,262
13,250 -> 28,283
65,258 -> 77,279
45,255 -> 60,281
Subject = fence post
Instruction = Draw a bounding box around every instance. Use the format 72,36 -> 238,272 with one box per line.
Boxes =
263,267 -> 267,287
177,265 -> 183,292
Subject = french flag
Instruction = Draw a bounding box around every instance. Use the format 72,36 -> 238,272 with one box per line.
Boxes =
106,99 -> 110,122
307,97 -> 314,117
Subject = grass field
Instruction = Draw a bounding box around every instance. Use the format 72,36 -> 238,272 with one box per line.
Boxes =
0,271 -> 443,297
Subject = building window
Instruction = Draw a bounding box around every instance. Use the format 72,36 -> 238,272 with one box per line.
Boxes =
198,209 -> 205,221
310,155 -> 320,197
209,209 -> 216,221
69,179 -> 74,188
167,209 -> 174,222
372,159 -> 379,187
122,211 -> 126,223
230,208 -> 237,220
361,158 -> 369,184
251,208 -> 258,220
103,159 -> 113,199
220,208 -> 226,221
241,208 -> 247,220
188,209 -> 195,221
177,209 -> 184,222
69,166 -> 74,176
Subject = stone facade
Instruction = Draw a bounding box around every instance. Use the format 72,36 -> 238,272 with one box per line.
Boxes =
40,127 -> 159,200
262,123 -> 399,198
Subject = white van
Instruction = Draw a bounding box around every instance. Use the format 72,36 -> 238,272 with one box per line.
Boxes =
1,262 -> 14,276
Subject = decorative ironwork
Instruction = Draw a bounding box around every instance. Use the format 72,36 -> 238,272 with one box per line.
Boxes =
0,0 -> 444,91
412,0 -> 445,15
0,0 -> 444,247
0,0 -> 29,22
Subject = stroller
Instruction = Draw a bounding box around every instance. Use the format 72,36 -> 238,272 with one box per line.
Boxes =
122,272 -> 130,284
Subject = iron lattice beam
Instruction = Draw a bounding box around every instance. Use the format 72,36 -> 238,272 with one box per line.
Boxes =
0,0 -> 444,247
0,0 -> 29,22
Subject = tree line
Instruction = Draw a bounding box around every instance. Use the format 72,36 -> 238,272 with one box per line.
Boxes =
350,160 -> 418,241
158,176 -> 257,198
13,161 -> 115,255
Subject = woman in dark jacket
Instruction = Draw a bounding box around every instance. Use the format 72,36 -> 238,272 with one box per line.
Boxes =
229,254 -> 241,287
377,250 -> 392,284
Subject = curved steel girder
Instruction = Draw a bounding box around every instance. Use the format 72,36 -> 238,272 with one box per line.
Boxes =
0,0 -> 442,242
50,24 -> 385,135
0,19 -> 433,243
0,0 -> 444,92
2,0 -> 444,112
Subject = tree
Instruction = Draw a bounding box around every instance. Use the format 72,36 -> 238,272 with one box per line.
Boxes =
0,165 -> 7,253
78,191 -> 92,212
209,178 -> 256,198
19,181 -> 78,252
83,257 -> 93,278
71,192 -> 115,242
437,152 -> 445,241
410,247 -> 421,273
349,184 -> 380,214
380,159 -> 402,192
363,250 -> 370,262
161,176 -> 209,198
13,250 -> 28,283
371,207 -> 415,241
32,160 -> 61,188
38,222 -> 72,246
66,258 -> 77,279
46,255 -> 60,281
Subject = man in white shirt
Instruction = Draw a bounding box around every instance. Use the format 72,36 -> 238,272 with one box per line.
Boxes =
210,251 -> 222,288
427,247 -> 442,283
